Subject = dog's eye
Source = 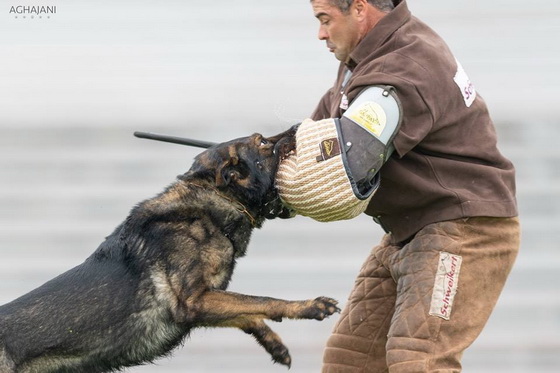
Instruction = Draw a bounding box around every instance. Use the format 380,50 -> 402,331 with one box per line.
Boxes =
260,138 -> 269,146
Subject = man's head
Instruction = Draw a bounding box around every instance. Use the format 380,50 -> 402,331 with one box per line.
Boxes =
311,0 -> 394,63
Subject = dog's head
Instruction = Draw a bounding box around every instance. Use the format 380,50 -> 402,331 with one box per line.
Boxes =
181,127 -> 296,221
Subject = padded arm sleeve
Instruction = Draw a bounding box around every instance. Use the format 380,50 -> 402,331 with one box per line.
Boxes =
276,86 -> 402,222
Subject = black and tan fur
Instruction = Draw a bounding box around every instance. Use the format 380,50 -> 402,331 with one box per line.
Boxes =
0,129 -> 339,372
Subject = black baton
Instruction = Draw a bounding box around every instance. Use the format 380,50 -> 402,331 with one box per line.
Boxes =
134,131 -> 217,149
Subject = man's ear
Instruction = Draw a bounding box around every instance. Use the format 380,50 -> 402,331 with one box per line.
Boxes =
215,156 -> 239,187
353,0 -> 369,19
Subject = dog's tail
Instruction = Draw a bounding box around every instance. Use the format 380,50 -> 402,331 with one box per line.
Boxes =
134,131 -> 217,149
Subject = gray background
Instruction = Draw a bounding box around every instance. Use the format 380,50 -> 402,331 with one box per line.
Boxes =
1,0 -> 559,372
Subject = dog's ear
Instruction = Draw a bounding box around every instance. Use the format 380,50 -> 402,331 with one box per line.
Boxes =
215,156 -> 240,187
183,152 -> 213,180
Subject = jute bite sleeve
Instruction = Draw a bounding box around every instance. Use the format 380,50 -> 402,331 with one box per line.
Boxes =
275,118 -> 377,222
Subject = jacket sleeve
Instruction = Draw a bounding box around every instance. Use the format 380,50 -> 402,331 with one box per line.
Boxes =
310,87 -> 335,121
350,73 -> 434,159
389,81 -> 434,158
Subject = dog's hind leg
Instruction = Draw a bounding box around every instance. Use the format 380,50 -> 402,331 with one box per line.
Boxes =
215,316 -> 292,367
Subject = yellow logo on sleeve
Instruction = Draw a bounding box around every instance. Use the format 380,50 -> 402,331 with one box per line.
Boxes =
347,102 -> 387,137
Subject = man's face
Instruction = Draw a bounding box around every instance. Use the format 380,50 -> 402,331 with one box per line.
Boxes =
312,0 -> 362,63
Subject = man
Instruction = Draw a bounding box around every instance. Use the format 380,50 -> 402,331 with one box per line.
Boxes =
276,0 -> 520,372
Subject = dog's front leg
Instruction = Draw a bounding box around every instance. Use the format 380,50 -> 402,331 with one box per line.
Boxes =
214,315 -> 292,367
194,291 -> 338,367
195,290 -> 339,322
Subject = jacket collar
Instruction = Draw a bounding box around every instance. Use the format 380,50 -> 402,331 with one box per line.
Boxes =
346,0 -> 411,70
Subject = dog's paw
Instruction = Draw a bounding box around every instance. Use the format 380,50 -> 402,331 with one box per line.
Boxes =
246,321 -> 292,368
270,343 -> 292,368
302,297 -> 340,321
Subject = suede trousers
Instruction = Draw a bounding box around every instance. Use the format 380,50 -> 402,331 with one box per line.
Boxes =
322,217 -> 520,373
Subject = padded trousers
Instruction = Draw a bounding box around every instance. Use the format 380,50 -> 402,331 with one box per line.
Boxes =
322,217 -> 520,373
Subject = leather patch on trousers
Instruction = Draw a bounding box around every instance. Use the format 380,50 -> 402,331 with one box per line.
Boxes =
429,252 -> 463,320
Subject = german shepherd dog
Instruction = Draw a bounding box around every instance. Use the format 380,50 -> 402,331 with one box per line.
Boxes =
0,129 -> 339,372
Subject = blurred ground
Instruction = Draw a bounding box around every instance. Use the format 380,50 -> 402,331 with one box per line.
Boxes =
1,1 -> 559,372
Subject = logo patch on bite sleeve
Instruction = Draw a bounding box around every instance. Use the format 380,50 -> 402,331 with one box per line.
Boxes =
429,252 -> 462,320
316,138 -> 341,162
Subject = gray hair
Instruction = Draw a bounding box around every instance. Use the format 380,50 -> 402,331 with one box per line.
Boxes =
328,0 -> 395,13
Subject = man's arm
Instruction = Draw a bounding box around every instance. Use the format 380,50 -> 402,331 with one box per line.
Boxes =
310,87 -> 335,121
276,85 -> 402,222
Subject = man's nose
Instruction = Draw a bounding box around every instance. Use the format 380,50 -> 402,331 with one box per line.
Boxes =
318,25 -> 328,40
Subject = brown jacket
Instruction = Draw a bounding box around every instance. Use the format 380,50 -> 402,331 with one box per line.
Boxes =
311,0 -> 517,242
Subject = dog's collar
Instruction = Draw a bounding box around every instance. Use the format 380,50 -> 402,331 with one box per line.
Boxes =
185,182 -> 257,227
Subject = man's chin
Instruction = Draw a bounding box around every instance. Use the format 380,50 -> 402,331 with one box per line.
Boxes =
334,52 -> 347,62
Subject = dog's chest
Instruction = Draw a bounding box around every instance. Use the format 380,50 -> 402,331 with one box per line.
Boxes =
201,238 -> 240,290
199,219 -> 252,287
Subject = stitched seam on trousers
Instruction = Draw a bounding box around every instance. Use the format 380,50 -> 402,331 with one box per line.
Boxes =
361,296 -> 396,371
324,351 -> 369,369
374,243 -> 400,283
346,245 -> 394,369
425,339 -> 435,372
360,245 -> 399,370
388,358 -> 430,370
325,362 -> 363,367
386,339 -> 434,372
330,332 -> 374,342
